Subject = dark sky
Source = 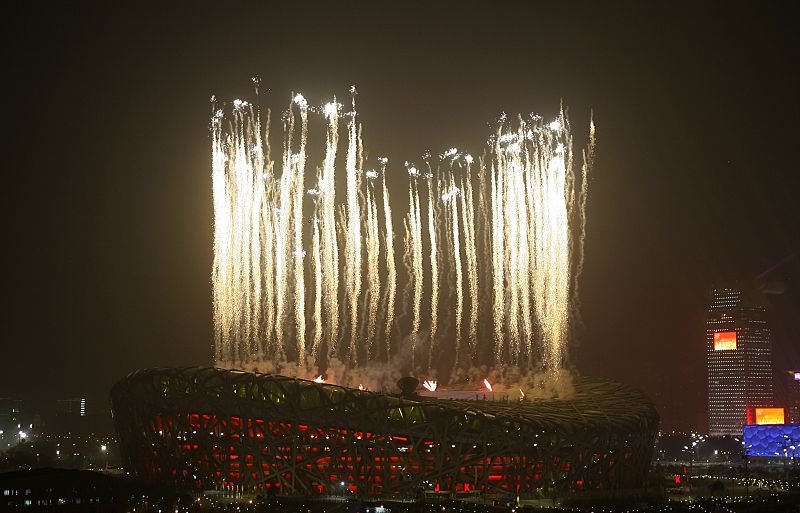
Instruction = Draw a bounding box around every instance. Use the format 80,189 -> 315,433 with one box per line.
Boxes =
3,1 -> 798,430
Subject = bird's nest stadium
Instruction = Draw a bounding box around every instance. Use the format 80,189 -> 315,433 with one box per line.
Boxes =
111,367 -> 658,497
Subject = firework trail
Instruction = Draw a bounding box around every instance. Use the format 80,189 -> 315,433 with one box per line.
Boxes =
344,94 -> 362,364
364,173 -> 381,359
447,176 -> 464,365
380,158 -> 396,362
261,180 -> 275,359
571,117 -> 595,329
292,97 -> 308,364
532,116 -> 571,371
401,216 -> 414,338
426,178 -> 439,370
257,109 -> 274,361
321,101 -> 340,359
490,129 -> 506,364
272,101 -> 295,363
211,105 -> 230,363
406,172 -> 424,365
459,167 -> 479,356
311,220 -> 322,358
511,123 -> 533,361
502,127 -> 522,361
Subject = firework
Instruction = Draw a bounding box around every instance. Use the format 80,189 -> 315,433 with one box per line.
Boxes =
211,91 -> 591,381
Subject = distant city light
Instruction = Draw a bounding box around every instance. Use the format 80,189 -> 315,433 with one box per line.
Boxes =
18,431 -> 27,439
101,444 -> 107,452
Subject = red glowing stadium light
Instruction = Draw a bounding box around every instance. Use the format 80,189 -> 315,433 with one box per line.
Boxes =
713,331 -> 736,351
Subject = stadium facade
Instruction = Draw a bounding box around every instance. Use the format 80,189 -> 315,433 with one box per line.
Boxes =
111,367 -> 658,496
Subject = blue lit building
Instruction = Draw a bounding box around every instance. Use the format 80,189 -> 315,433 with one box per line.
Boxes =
743,424 -> 800,458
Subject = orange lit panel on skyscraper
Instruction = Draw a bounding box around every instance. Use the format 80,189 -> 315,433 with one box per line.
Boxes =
754,407 -> 785,425
713,331 -> 736,351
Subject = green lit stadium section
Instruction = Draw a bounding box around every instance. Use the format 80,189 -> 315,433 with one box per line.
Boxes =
111,367 -> 658,496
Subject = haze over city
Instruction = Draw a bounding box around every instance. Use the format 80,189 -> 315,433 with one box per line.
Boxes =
2,6 -> 799,509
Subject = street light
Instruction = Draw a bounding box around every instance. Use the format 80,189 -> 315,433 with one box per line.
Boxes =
742,443 -> 753,498
780,434 -> 799,483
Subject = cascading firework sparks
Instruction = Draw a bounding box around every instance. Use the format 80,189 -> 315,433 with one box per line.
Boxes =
211,91 -> 592,379
380,157 -> 396,363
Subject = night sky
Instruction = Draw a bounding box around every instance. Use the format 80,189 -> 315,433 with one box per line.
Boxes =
3,1 -> 799,431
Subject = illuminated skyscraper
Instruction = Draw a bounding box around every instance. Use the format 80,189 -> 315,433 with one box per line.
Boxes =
55,398 -> 86,417
706,284 -> 773,435
787,370 -> 800,424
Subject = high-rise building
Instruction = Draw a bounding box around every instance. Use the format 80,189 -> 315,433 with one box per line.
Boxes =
706,284 -> 773,436
786,370 -> 800,424
0,397 -> 23,418
0,397 -> 24,432
55,398 -> 86,417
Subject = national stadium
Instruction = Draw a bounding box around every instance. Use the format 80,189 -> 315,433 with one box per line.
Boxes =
111,367 -> 658,496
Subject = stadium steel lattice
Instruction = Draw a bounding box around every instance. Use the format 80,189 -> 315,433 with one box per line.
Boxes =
111,367 -> 658,496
